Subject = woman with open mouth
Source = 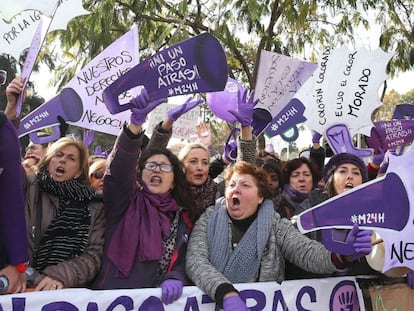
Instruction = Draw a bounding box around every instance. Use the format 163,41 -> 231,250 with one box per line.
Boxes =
93,88 -> 195,305
186,160 -> 373,311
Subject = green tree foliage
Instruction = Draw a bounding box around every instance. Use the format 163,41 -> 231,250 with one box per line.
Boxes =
400,88 -> 414,105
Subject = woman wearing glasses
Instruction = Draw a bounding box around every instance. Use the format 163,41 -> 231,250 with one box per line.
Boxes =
93,89 -> 194,305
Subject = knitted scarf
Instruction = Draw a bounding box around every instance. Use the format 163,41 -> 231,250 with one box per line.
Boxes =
190,176 -> 217,216
208,199 -> 274,283
33,172 -> 96,272
107,181 -> 178,277
282,184 -> 310,202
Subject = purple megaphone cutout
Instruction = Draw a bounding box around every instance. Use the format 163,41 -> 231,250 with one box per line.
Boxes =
326,124 -> 373,157
29,130 -> 60,145
18,88 -> 83,139
252,108 -> 272,137
297,172 -> 410,236
393,104 -> 414,120
103,33 -> 228,114
263,98 -> 306,141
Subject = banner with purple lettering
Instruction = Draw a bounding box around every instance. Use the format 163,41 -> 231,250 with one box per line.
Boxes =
18,25 -> 139,138
253,50 -> 316,136
365,119 -> 414,152
299,46 -> 394,137
102,33 -> 228,114
0,277 -> 366,310
297,144 -> 414,275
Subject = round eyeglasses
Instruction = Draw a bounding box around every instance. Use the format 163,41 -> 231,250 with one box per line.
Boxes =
91,171 -> 105,179
144,162 -> 173,173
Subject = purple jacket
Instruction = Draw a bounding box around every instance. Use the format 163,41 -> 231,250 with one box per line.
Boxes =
0,114 -> 29,268
93,126 -> 191,289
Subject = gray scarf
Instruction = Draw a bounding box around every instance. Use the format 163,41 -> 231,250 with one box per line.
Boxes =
208,198 -> 274,283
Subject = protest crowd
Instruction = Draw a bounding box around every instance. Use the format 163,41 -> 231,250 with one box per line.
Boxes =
1,24 -> 414,311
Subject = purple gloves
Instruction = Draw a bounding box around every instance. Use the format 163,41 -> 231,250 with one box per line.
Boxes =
407,270 -> 414,289
229,89 -> 259,127
167,97 -> 203,121
223,295 -> 249,311
372,148 -> 385,166
130,88 -> 167,125
312,131 -> 322,144
345,224 -> 372,260
83,129 -> 95,148
160,279 -> 183,305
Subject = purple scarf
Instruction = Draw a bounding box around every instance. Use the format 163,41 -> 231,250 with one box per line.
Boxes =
107,182 -> 178,277
282,184 -> 310,202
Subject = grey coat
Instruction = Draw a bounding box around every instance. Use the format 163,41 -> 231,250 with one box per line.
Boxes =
186,198 -> 338,300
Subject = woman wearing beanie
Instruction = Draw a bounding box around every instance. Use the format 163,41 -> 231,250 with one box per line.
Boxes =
286,152 -> 378,279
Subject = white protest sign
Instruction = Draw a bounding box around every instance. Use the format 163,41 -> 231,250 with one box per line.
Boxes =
145,100 -> 200,140
0,0 -> 58,21
0,277 -> 366,310
17,25 -> 139,138
0,0 -> 90,60
254,50 -> 317,118
302,46 -> 394,136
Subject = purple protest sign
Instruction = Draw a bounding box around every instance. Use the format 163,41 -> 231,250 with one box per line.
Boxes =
18,88 -> 83,139
263,98 -> 306,142
16,16 -> 49,117
103,33 -> 228,114
297,173 -> 410,234
393,104 -> 414,120
365,119 -> 414,152
325,124 -> 373,157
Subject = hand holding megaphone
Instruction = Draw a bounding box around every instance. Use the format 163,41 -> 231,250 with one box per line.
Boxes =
228,89 -> 259,127
167,96 -> 203,122
129,88 -> 167,125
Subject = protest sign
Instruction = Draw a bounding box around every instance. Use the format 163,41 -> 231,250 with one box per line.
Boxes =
0,277 -> 365,310
102,33 -> 228,114
18,25 -> 139,139
0,0 -> 90,60
301,46 -> 394,137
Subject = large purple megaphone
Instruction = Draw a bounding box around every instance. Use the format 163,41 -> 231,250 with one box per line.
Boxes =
103,33 -> 228,114
297,172 -> 410,234
18,88 -> 83,142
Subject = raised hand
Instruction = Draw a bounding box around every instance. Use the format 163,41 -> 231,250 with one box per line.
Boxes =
196,122 -> 212,146
83,129 -> 95,148
130,88 -> 167,125
167,97 -> 203,121
229,89 -> 259,127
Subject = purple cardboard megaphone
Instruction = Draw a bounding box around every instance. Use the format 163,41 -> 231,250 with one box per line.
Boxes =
18,88 -> 83,140
393,104 -> 414,120
103,33 -> 228,114
297,172 -> 410,234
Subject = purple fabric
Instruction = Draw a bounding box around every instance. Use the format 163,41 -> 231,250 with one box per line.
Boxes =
283,184 -> 309,202
312,131 -> 322,143
160,279 -> 183,304
107,181 -> 178,277
345,224 -> 372,260
130,88 -> 167,125
167,97 -> 203,121
228,89 -> 258,127
407,270 -> 414,289
0,115 -> 29,266
223,296 -> 249,311
323,152 -> 368,182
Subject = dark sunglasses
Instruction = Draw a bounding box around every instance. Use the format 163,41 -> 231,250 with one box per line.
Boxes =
0,70 -> 6,86
91,171 -> 105,179
144,162 -> 173,173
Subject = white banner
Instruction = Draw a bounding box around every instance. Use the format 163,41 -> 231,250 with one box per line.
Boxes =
0,277 -> 366,310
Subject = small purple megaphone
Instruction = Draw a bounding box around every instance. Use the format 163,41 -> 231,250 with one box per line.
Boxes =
297,172 -> 410,235
325,124 -> 372,157
103,33 -> 228,114
18,88 -> 83,141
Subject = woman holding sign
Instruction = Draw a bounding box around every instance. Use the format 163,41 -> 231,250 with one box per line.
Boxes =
93,89 -> 195,305
186,160 -> 372,311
